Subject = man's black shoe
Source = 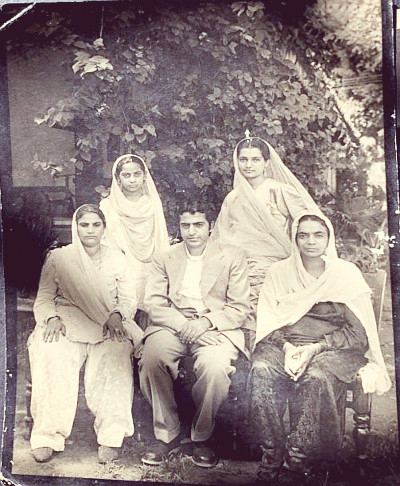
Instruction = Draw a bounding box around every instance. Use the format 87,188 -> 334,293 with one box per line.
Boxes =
141,437 -> 183,466
192,441 -> 219,468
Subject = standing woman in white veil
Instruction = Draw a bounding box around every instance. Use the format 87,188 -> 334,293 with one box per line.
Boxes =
212,134 -> 322,345
100,154 -> 170,314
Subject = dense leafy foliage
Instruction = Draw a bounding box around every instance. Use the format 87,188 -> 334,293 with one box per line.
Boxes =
8,0 -> 385,240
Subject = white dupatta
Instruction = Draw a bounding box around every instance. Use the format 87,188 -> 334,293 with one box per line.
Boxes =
100,154 -> 170,263
212,137 -> 321,256
52,207 -> 142,346
255,212 -> 391,395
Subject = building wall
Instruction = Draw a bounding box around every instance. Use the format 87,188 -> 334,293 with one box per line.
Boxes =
8,47 -> 75,188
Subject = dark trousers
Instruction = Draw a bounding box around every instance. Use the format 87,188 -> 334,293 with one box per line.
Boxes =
248,342 -> 346,470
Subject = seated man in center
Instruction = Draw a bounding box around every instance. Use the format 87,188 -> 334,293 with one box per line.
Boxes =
139,199 -> 250,468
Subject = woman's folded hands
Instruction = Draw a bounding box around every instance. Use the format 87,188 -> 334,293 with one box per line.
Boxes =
283,342 -> 323,381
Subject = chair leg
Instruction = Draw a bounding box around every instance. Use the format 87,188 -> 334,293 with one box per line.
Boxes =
133,358 -> 149,443
230,395 -> 238,455
23,380 -> 33,441
352,393 -> 371,461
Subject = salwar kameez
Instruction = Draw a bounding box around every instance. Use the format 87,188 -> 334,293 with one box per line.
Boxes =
29,333 -> 133,450
100,154 -> 170,311
29,212 -> 143,454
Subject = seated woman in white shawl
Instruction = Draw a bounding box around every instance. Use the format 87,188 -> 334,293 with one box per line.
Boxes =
249,213 -> 391,481
100,154 -> 170,312
28,204 -> 143,464
212,135 -> 320,345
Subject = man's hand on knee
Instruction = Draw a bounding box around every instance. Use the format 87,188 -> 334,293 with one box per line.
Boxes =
194,330 -> 225,346
179,317 -> 211,344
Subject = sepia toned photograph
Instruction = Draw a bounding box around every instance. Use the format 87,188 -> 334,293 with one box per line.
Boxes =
0,0 -> 399,484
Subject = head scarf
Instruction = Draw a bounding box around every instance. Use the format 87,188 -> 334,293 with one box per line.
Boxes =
52,206 -> 116,326
255,212 -> 391,395
100,154 -> 170,262
212,137 -> 322,255
52,205 -> 142,345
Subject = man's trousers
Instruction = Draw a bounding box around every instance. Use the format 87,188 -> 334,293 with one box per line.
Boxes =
139,329 -> 238,443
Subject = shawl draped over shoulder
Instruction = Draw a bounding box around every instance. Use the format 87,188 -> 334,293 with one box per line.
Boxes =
100,154 -> 170,264
211,139 -> 322,263
33,207 -> 143,347
255,212 -> 391,396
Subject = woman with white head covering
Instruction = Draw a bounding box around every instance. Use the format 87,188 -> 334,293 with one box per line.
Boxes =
28,204 -> 143,464
212,135 -> 321,344
249,212 -> 390,481
100,154 -> 170,311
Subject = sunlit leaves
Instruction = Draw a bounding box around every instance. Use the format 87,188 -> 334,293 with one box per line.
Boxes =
21,0 -> 383,235
231,2 -> 265,19
93,38 -> 105,50
72,52 -> 113,77
172,104 -> 196,122
95,185 -> 111,198
31,153 -> 64,177
128,124 -> 157,143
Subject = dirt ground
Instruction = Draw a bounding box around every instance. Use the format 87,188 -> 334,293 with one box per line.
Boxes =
8,285 -> 399,485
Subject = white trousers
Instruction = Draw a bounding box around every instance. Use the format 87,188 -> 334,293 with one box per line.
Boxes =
28,330 -> 134,451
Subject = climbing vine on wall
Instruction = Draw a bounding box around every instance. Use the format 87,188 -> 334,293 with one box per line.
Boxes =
8,0 -> 383,236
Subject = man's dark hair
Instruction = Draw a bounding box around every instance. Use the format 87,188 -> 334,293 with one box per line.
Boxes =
178,199 -> 216,224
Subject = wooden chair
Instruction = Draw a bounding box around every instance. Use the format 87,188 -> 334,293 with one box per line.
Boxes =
344,269 -> 387,461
